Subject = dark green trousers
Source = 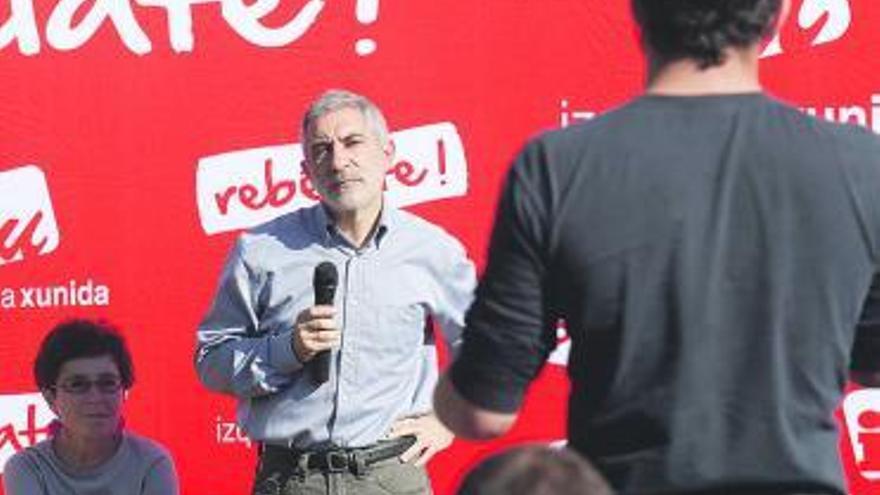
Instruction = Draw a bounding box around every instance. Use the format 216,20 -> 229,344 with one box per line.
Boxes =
253,454 -> 432,495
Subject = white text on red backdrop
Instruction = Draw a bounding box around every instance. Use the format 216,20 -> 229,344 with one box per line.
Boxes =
1,0 -> 383,56
195,122 -> 468,236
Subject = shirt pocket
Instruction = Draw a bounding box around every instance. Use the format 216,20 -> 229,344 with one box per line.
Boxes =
366,303 -> 426,357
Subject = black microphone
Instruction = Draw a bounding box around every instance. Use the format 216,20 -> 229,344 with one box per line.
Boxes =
312,261 -> 338,384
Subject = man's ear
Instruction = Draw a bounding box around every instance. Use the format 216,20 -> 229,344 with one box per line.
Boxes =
301,159 -> 313,180
383,139 -> 396,169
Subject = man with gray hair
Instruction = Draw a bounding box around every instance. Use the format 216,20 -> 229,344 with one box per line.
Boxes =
197,89 -> 476,494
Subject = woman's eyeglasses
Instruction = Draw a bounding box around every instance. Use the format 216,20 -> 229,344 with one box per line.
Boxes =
53,377 -> 124,395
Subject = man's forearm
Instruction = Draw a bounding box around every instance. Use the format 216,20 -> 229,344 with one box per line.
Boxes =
195,331 -> 301,397
433,374 -> 517,440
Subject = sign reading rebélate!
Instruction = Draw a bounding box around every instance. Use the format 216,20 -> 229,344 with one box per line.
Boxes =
195,122 -> 469,236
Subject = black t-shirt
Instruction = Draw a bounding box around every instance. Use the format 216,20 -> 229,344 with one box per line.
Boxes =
452,93 -> 880,494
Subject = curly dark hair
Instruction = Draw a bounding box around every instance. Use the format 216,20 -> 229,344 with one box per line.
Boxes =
632,0 -> 784,69
34,318 -> 135,390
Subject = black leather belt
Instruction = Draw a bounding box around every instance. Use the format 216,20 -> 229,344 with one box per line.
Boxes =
262,435 -> 417,475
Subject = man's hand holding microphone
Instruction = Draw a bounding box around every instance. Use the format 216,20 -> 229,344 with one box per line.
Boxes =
292,262 -> 338,384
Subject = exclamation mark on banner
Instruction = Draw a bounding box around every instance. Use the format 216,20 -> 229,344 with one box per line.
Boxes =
355,0 -> 380,56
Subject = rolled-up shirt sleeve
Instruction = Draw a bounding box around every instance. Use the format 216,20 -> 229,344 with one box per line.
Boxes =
195,237 -> 303,398
450,140 -> 559,413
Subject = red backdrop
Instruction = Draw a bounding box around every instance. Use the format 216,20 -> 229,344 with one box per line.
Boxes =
2,1 -> 880,493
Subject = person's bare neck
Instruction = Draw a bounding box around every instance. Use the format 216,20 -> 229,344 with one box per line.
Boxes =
331,204 -> 382,249
645,46 -> 762,96
53,428 -> 121,470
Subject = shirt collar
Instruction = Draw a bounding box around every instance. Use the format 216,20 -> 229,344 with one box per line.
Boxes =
311,203 -> 395,250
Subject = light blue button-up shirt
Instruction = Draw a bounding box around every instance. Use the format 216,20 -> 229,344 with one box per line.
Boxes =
196,204 -> 476,448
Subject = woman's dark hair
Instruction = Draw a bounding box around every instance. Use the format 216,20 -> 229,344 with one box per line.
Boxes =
632,0 -> 784,68
457,445 -> 612,495
34,319 -> 135,390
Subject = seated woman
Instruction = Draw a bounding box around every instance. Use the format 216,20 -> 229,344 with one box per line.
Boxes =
2,318 -> 179,495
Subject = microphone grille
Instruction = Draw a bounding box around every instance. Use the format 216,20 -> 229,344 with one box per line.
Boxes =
313,261 -> 338,287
